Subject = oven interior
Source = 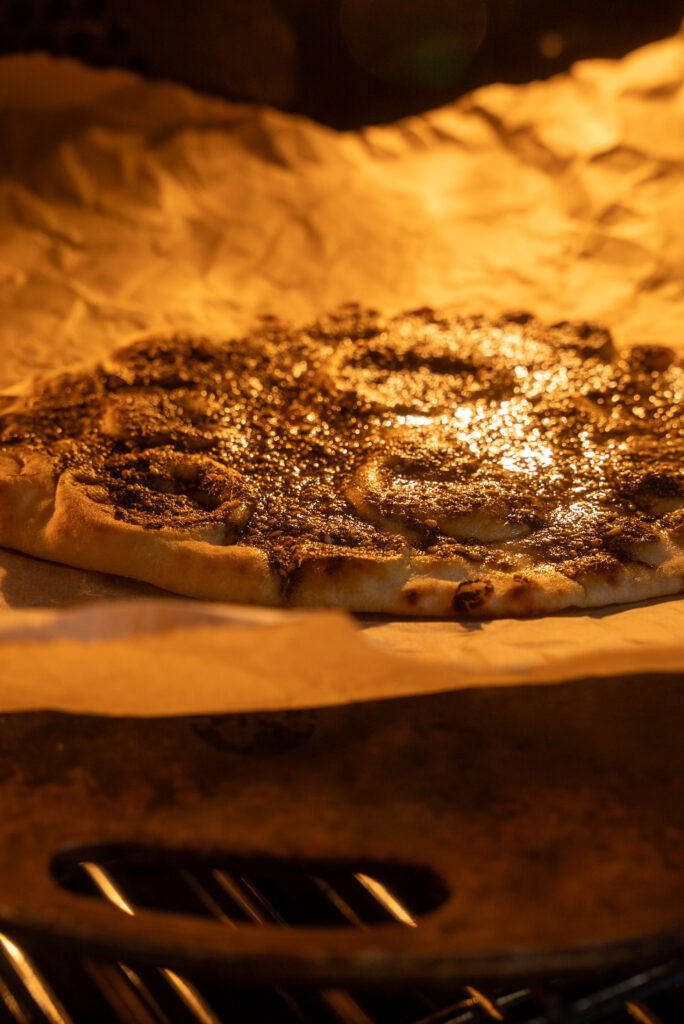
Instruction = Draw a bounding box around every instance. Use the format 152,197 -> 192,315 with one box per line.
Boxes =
1,2 -> 683,1021
0,677 -> 682,1022
2,0 -> 683,126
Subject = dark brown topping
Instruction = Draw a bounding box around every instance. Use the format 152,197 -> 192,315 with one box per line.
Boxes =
662,509 -> 684,539
311,302 -> 383,341
78,449 -> 255,541
111,335 -> 229,388
1,305 -> 682,588
99,389 -> 218,450
627,344 -> 676,371
561,554 -> 625,585
550,321 -> 616,360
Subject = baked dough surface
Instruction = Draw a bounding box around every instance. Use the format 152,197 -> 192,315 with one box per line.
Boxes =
1,306 -> 683,616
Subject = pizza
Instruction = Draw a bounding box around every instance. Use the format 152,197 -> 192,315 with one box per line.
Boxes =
0,304 -> 682,617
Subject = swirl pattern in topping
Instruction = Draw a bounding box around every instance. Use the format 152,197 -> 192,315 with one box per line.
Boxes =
75,449 -> 256,544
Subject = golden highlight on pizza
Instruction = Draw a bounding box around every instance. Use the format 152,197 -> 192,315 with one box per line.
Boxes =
0,305 -> 683,617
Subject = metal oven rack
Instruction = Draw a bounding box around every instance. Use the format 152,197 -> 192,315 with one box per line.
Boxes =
0,674 -> 682,1023
0,857 -> 682,1024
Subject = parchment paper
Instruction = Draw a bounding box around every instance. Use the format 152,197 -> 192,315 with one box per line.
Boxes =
0,28 -> 683,713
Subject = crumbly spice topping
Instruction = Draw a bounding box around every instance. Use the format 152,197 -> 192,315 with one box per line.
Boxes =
1,306 -> 682,587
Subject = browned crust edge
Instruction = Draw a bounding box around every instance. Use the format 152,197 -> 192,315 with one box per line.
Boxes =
1,449 -> 683,617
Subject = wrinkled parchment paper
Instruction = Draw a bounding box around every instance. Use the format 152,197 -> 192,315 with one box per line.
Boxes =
0,28 -> 683,713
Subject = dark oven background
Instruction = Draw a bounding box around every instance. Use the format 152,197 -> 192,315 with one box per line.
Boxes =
1,0 -> 683,126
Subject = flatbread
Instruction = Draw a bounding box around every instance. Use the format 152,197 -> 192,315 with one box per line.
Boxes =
0,305 -> 683,616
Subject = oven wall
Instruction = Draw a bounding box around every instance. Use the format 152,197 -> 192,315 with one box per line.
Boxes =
0,0 -> 682,125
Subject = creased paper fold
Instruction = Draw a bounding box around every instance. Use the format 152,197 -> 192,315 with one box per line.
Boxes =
0,596 -> 682,716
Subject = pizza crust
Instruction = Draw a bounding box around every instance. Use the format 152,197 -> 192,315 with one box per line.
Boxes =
0,445 -> 682,617
0,449 -> 280,606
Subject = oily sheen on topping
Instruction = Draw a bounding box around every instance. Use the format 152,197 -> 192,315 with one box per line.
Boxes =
0,305 -> 682,616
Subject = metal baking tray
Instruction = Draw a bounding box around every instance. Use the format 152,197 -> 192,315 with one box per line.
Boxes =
0,673 -> 682,986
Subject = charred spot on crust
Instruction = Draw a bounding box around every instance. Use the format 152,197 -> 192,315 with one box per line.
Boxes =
506,573 -> 540,610
284,552 -> 350,586
451,579 -> 494,614
508,572 -> 534,595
